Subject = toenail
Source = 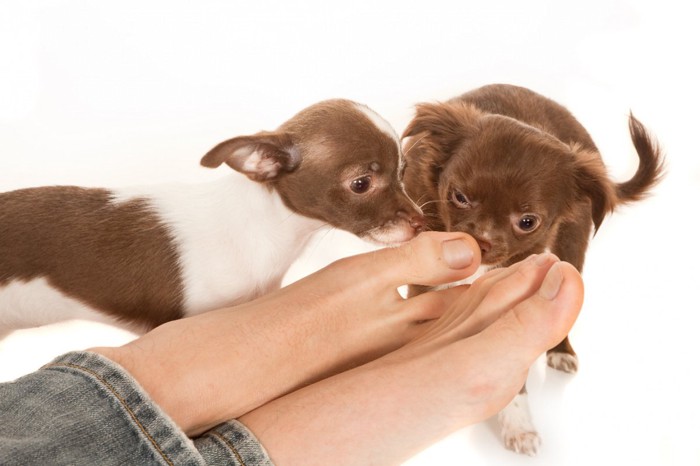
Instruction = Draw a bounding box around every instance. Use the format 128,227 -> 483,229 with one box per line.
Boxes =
442,239 -> 474,269
524,254 -> 538,263
539,262 -> 564,300
535,253 -> 555,266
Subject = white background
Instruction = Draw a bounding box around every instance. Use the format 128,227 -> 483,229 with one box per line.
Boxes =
1,1 -> 698,465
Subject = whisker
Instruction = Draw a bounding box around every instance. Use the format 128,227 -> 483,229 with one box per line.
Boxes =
419,199 -> 448,210
412,194 -> 447,208
413,193 -> 430,206
403,134 -> 428,158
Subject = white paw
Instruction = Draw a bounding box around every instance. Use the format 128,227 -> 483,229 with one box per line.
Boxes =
498,393 -> 541,456
503,430 -> 541,456
547,352 -> 578,373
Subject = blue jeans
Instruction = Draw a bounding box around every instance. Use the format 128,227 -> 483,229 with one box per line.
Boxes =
0,352 -> 275,465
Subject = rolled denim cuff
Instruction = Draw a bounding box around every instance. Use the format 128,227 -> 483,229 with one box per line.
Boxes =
2,351 -> 275,465
42,351 -> 204,465
195,420 -> 274,466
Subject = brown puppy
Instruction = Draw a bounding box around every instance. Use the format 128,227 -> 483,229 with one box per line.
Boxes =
402,84 -> 664,455
0,99 -> 424,339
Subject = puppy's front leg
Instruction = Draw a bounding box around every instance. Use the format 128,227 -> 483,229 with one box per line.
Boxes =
498,384 -> 541,456
547,218 -> 589,374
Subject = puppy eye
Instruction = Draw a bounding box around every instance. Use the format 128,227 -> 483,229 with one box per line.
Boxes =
515,214 -> 541,233
350,176 -> 372,194
450,190 -> 471,209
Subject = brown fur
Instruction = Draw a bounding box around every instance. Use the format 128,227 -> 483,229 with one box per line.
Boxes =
402,83 -> 664,362
203,99 -> 424,240
0,187 -> 184,328
401,83 -> 664,454
403,84 -> 663,267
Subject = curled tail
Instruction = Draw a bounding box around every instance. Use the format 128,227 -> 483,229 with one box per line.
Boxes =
616,113 -> 665,203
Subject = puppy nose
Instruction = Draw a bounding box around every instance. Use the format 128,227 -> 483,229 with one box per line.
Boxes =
476,238 -> 492,254
397,210 -> 426,232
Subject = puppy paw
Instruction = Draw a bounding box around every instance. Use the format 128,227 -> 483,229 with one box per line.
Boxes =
498,393 -> 540,456
547,352 -> 578,373
503,430 -> 541,456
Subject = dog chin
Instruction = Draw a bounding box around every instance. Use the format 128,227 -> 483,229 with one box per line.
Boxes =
362,225 -> 418,246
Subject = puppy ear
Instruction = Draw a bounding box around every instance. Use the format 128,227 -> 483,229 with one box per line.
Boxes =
200,132 -> 301,182
401,101 -> 480,153
571,144 -> 617,232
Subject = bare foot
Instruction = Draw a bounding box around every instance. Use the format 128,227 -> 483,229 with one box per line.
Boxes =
241,255 -> 583,465
91,232 -> 484,435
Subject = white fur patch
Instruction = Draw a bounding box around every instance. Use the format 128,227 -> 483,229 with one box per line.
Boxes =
238,148 -> 280,179
353,103 -> 401,152
239,148 -> 263,171
1,174 -> 328,336
498,393 -> 541,456
0,277 -> 127,333
111,175 -> 326,316
363,221 -> 419,245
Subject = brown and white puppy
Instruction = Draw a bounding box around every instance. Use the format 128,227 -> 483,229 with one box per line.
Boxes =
402,84 -> 664,455
0,99 -> 424,339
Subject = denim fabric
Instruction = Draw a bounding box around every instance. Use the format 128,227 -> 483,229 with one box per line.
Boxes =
195,422 -> 276,465
0,351 -> 274,466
